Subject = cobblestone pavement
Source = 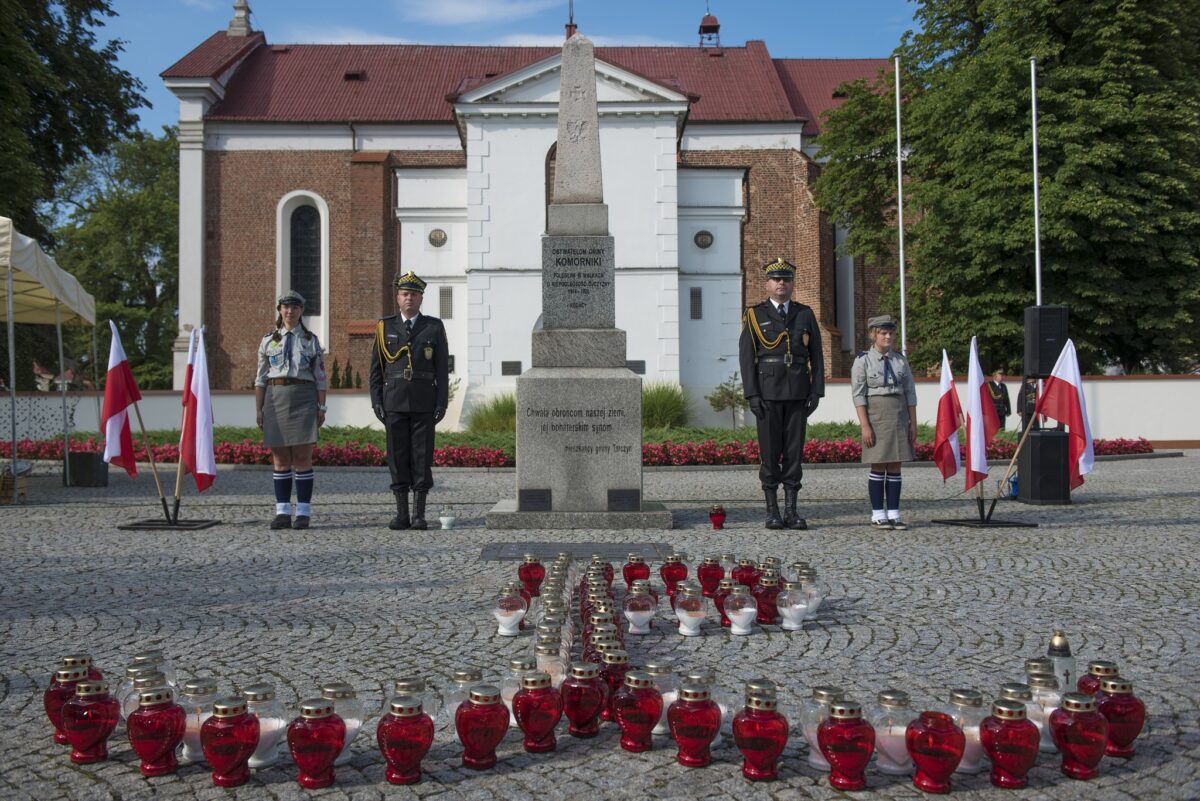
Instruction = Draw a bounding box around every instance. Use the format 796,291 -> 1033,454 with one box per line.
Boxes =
1,454 -> 1197,800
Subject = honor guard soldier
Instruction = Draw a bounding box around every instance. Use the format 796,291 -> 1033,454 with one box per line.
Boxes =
739,257 -> 825,529
369,272 -> 449,530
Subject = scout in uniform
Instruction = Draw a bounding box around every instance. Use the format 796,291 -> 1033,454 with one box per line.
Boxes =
254,290 -> 328,530
738,257 -> 825,529
368,272 -> 449,530
850,315 -> 918,530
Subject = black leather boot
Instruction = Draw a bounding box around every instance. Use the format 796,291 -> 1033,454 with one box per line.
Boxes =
410,490 -> 428,530
388,490 -> 410,530
764,489 -> 785,530
783,488 -> 807,530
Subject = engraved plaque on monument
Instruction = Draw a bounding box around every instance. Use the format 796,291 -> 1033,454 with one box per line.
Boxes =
486,33 -> 671,530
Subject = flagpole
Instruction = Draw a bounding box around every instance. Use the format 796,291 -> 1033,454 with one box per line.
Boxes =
894,55 -> 908,354
995,416 -> 1040,497
131,400 -> 171,523
1030,57 -> 1043,306
172,329 -> 195,524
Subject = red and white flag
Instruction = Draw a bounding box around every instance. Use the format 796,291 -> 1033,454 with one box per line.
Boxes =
963,336 -> 1000,490
933,349 -> 963,482
1034,339 -> 1094,489
101,320 -> 142,478
179,329 -> 216,492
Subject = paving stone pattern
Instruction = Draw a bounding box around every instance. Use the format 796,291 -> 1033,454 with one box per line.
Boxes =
1,455 -> 1198,800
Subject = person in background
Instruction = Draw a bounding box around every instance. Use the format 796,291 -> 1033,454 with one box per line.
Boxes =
851,315 -> 918,530
988,369 -> 1012,431
255,291 -> 327,530
1019,377 -> 1038,432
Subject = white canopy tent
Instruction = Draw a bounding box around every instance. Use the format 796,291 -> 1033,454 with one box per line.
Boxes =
0,216 -> 98,501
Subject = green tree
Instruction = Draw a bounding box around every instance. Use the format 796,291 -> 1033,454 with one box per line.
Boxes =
0,0 -> 144,242
814,0 -> 1200,373
51,128 -> 179,389
705,372 -> 749,426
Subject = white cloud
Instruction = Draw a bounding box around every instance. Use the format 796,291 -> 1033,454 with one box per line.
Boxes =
395,0 -> 561,26
495,32 -> 685,46
280,25 -> 412,45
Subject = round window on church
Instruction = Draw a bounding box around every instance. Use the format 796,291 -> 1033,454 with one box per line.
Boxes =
694,230 -> 714,249
428,228 -> 448,248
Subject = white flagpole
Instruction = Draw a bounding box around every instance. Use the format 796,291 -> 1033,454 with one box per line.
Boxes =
1030,57 -> 1043,306
894,56 -> 908,354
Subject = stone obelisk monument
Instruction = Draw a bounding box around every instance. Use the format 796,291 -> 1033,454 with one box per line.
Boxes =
486,33 -> 671,529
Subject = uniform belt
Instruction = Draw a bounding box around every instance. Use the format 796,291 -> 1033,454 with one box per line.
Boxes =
266,377 -> 313,386
757,356 -> 794,364
389,370 -> 436,381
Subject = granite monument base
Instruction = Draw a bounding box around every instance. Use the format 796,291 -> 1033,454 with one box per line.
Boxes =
484,499 -> 673,530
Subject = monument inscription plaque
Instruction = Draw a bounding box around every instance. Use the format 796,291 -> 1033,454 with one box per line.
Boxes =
542,236 -> 615,329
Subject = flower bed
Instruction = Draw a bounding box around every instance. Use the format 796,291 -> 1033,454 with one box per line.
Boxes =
0,435 -> 1153,468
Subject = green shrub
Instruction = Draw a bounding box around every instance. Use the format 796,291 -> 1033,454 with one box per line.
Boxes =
642,381 -> 689,428
466,392 -> 517,433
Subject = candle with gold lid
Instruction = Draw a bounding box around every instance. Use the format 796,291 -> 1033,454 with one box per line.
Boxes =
668,682 -> 721,766
674,584 -> 706,637
200,697 -> 259,787
719,553 -> 737,575
376,695 -> 433,785
600,649 -> 631,722
388,675 -> 441,721
45,665 -> 89,744
1050,692 -> 1108,779
713,578 -> 734,627
512,671 -> 563,753
560,661 -> 606,738
59,653 -> 103,680
867,689 -> 915,775
116,665 -> 162,721
178,677 -> 219,765
1078,659 -> 1119,695
659,554 -> 688,597
127,688 -> 187,776
622,553 -> 651,589
697,556 -> 724,596
320,682 -> 362,767
733,693 -> 788,780
518,553 -> 546,597
819,700 -> 875,791
287,699 -> 344,788
1047,630 -> 1077,697
534,643 -> 567,688
981,699 -> 1039,788
776,580 -> 808,630
907,710 -> 966,793
1027,673 -> 1062,753
726,585 -> 757,635
801,686 -> 845,769
456,685 -> 509,770
645,662 -> 677,736
242,682 -> 287,769
935,688 -> 988,772
1096,677 -> 1145,758
612,671 -> 662,752
61,680 -> 119,763
1024,656 -> 1053,678
501,657 -> 535,727
131,649 -> 177,686
623,585 -> 656,635
443,668 -> 483,741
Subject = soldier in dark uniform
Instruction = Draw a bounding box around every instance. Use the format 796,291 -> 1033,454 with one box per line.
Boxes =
369,272 -> 449,530
739,257 -> 825,529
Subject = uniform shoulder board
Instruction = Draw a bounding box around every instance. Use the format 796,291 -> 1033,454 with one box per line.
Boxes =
262,330 -> 275,339
855,350 -> 867,359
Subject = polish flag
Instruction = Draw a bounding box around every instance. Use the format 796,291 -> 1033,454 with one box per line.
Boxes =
963,336 -> 999,490
933,349 -> 963,482
101,321 -> 142,478
1034,339 -> 1094,489
179,329 -> 216,492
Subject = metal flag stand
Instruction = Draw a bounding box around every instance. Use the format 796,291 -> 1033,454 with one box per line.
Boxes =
118,328 -> 219,531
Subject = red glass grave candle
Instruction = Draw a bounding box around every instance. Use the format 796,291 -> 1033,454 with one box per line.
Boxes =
200,697 -> 259,787
1096,678 -> 1145,758
732,558 -> 761,588
906,710 -> 965,794
518,554 -> 546,597
512,671 -> 563,753
600,649 -> 631,722
752,575 -> 781,625
612,671 -> 662,753
1049,692 -> 1109,780
455,685 -> 509,770
61,681 -> 119,764
622,554 -> 651,589
287,699 -> 345,789
713,579 -> 734,627
697,557 -> 724,597
818,701 -> 875,791
376,695 -> 434,785
659,554 -> 688,597
60,654 -> 103,681
707,504 -> 727,529
732,693 -> 789,781
127,688 -> 187,776
981,699 -> 1040,789
1077,660 -> 1118,696
560,662 -> 607,738
45,666 -> 88,745
667,683 -> 721,767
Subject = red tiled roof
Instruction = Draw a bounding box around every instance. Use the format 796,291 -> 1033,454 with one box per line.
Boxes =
773,58 -> 890,136
161,31 -> 266,80
165,32 -> 880,128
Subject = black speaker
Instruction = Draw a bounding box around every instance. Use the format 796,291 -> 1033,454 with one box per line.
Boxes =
1017,429 -> 1070,505
1024,305 -> 1069,378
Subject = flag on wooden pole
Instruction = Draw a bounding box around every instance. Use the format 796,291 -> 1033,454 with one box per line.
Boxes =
933,349 -> 962,481
179,329 -> 216,492
964,336 -> 999,490
1034,339 -> 1094,489
101,321 -> 142,478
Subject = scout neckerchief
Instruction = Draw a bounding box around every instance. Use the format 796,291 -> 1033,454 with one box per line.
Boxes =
375,319 -> 414,379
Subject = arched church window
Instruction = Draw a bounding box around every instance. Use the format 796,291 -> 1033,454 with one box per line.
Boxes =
290,205 -> 321,309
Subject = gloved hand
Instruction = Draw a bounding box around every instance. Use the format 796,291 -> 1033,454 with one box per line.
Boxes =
804,395 -> 820,417
433,407 -> 446,424
373,404 -> 386,423
748,397 -> 765,419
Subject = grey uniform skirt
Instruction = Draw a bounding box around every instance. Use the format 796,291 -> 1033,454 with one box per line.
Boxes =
263,383 -> 319,448
862,393 -> 914,463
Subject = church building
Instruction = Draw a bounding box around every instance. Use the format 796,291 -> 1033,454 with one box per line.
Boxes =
163,3 -> 890,425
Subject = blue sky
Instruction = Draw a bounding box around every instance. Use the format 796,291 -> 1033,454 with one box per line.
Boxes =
107,0 -> 919,133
